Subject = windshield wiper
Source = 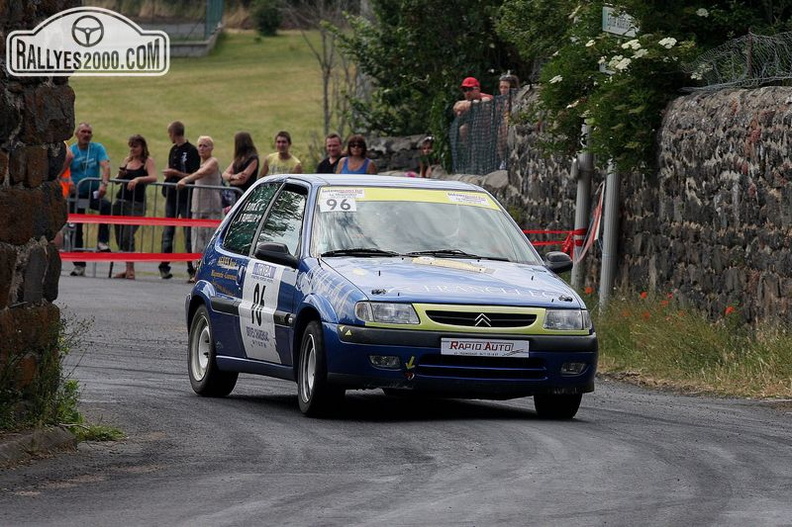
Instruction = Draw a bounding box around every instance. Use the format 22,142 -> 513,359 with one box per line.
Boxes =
321,247 -> 402,257
406,249 -> 509,261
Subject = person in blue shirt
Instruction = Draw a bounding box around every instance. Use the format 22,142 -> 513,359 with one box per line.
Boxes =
69,122 -> 112,276
335,135 -> 378,175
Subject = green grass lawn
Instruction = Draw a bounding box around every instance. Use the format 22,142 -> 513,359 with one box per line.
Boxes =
70,30 -> 325,173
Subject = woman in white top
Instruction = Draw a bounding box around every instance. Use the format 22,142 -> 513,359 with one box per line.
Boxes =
177,135 -> 222,282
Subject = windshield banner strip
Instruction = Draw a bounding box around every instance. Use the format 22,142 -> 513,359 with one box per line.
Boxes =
319,187 -> 499,209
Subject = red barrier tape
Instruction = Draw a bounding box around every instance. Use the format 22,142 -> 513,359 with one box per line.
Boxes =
67,214 -> 221,228
62,214 -> 219,262
60,252 -> 203,262
523,228 -> 579,256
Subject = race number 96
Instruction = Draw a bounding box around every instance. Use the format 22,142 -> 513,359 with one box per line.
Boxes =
319,197 -> 357,212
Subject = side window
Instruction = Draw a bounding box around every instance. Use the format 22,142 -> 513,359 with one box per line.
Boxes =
223,183 -> 279,255
255,188 -> 307,255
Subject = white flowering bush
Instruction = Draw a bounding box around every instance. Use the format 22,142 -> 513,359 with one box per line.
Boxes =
531,3 -> 695,171
496,0 -> 792,172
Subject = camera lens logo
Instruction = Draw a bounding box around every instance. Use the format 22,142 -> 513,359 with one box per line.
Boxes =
71,15 -> 104,48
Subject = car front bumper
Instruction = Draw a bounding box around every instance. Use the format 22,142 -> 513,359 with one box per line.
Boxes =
323,322 -> 598,398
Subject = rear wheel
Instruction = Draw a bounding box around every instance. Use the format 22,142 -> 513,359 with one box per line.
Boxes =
533,393 -> 582,420
188,305 -> 238,397
297,321 -> 344,417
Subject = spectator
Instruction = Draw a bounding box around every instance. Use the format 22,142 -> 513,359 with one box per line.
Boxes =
112,134 -> 158,280
498,73 -> 520,96
160,121 -> 200,280
222,131 -> 260,196
316,133 -> 343,174
177,135 -> 222,283
418,136 -> 438,178
68,122 -> 112,277
336,135 -> 378,175
452,77 -> 493,117
452,77 -> 494,170
54,140 -> 74,250
497,73 -> 520,170
260,130 -> 303,177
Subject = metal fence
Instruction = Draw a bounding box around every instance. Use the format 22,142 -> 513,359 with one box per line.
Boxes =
684,31 -> 792,91
62,177 -> 240,260
449,92 -> 515,175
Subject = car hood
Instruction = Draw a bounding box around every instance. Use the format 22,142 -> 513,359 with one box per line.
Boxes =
322,256 -> 583,308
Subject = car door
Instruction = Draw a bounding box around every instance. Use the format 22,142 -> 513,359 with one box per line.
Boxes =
237,183 -> 307,365
212,181 -> 280,359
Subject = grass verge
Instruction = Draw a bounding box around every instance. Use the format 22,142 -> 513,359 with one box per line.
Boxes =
588,289 -> 792,399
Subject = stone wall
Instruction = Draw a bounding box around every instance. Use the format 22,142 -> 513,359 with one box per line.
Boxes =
467,85 -> 792,325
0,1 -> 77,421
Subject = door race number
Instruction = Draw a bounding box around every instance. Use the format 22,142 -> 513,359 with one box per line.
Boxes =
252,283 -> 266,326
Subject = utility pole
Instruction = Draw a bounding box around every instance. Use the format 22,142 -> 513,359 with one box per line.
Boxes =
598,161 -> 620,308
571,123 -> 593,290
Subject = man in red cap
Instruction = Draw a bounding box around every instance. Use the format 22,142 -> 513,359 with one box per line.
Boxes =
453,77 -> 493,116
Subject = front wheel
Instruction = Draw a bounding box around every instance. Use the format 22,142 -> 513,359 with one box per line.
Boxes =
297,321 -> 344,417
188,305 -> 238,397
533,393 -> 582,420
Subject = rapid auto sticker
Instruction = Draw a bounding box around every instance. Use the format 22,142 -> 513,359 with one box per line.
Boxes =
239,261 -> 284,363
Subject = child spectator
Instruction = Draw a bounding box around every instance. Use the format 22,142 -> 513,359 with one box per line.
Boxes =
418,136 -> 438,178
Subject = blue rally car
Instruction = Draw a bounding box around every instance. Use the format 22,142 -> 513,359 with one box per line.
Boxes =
186,174 -> 597,419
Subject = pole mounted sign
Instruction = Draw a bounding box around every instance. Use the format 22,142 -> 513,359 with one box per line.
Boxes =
601,6 -> 638,37
5,7 -> 170,77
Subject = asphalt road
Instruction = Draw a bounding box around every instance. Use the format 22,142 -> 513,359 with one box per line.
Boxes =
1,265 -> 791,526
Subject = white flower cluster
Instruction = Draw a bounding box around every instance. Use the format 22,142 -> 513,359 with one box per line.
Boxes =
621,39 -> 641,51
609,55 -> 632,71
549,75 -> 564,84
696,8 -> 709,17
658,37 -> 677,49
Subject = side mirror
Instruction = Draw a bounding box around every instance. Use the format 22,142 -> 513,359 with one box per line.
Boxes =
544,251 -> 573,274
254,242 -> 298,268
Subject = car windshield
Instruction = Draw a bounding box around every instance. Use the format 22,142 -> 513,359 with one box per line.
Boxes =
310,187 -> 542,264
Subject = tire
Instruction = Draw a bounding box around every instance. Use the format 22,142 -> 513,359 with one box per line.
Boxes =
533,393 -> 582,420
297,320 -> 344,417
188,305 -> 238,397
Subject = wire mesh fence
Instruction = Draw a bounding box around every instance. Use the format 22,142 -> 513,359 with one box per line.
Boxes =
684,31 -> 792,90
449,92 -> 515,175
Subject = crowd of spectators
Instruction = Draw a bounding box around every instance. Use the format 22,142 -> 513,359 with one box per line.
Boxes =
61,123 -> 383,278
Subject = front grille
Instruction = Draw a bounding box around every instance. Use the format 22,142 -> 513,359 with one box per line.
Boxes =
425,310 -> 537,328
417,354 -> 546,380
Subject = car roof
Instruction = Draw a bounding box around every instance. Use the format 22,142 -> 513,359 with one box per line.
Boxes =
258,173 -> 486,192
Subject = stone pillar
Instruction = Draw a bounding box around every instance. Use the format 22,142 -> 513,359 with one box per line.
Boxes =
0,1 -> 79,423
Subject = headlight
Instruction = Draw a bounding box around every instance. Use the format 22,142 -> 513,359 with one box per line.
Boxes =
544,309 -> 592,330
355,302 -> 420,324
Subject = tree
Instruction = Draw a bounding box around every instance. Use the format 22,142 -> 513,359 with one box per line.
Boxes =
335,0 -> 525,162
281,0 -> 359,140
